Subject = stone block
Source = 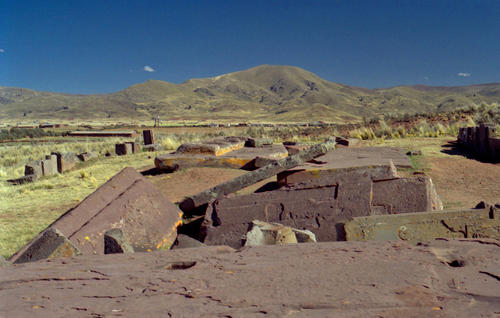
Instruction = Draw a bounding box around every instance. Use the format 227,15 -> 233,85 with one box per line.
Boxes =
277,161 -> 398,189
345,207 -> 500,243
78,152 -> 95,161
175,136 -> 246,156
204,186 -> 342,248
155,144 -> 288,172
143,144 -> 163,152
9,228 -> 81,264
9,167 -> 183,263
245,138 -> 273,147
115,143 -> 128,155
243,220 -> 316,247
125,142 -> 140,153
488,137 -> 500,161
104,228 -> 134,254
41,155 -> 57,176
204,167 -> 439,247
284,144 -> 310,155
53,152 -> 78,173
371,175 -> 443,213
143,129 -> 155,145
25,160 -> 43,178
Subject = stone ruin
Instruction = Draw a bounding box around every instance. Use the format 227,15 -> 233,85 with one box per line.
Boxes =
3,135 -> 500,316
7,135 -> 500,265
457,123 -> 500,161
7,151 -> 95,185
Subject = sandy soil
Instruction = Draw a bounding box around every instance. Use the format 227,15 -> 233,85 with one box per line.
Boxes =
146,167 -> 274,203
427,156 -> 499,209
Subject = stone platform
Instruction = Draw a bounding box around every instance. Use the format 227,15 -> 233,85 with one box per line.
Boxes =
155,137 -> 288,171
1,240 -> 499,317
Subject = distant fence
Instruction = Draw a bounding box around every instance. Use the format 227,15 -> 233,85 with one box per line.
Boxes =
457,123 -> 499,161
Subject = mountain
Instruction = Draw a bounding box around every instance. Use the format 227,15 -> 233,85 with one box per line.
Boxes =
1,65 -> 499,123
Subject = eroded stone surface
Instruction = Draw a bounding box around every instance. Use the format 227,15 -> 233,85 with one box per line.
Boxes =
1,240 -> 499,317
345,205 -> 500,242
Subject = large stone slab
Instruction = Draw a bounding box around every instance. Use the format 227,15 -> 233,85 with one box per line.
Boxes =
1,240 -> 499,317
277,160 -> 398,189
155,144 -> 288,171
300,146 -> 413,169
10,228 -> 81,264
142,129 -> 155,145
345,205 -> 500,243
41,155 -> 58,176
52,152 -> 79,173
371,175 -> 443,213
204,168 -> 441,248
176,136 -> 246,156
9,167 -> 183,263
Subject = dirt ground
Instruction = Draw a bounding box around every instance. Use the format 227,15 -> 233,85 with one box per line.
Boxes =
146,167 -> 274,203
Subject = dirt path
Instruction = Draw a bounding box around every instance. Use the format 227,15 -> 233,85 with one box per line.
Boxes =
427,156 -> 500,209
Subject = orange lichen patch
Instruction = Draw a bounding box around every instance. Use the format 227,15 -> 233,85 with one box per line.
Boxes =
155,212 -> 183,250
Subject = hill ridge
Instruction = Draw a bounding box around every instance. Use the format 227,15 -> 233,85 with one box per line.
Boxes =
1,65 -> 499,122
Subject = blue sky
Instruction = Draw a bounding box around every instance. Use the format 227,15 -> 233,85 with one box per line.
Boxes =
0,0 -> 499,94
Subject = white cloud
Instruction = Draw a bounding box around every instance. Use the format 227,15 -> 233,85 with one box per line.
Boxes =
143,65 -> 155,72
0,49 -> 5,53
423,76 -> 429,80
457,72 -> 471,77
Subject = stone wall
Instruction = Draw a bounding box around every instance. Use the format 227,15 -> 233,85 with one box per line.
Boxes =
458,123 -> 499,161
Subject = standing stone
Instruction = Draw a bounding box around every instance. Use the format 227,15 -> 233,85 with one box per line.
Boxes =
52,152 -> 78,173
25,160 -> 43,178
41,155 -> 58,176
115,143 -> 128,155
143,129 -> 155,145
125,142 -> 140,153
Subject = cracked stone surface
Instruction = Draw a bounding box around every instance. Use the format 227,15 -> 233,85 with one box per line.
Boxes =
1,239 -> 499,317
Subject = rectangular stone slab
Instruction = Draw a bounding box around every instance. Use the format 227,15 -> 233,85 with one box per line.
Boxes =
142,129 -> 155,145
24,160 -> 43,178
175,137 -> 246,156
277,161 -> 398,189
371,175 -> 443,213
292,147 -> 413,170
52,152 -> 78,173
204,187 -> 341,248
204,173 -> 440,247
345,207 -> 500,243
9,167 -> 183,263
155,144 -> 288,171
10,228 -> 81,264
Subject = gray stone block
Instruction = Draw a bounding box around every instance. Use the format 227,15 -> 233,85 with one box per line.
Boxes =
25,160 -> 43,178
104,228 -> 134,254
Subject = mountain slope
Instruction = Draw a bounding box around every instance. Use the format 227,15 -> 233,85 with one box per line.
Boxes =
1,65 -> 499,122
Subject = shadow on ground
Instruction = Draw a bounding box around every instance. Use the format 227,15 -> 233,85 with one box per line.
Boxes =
441,141 -> 499,164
